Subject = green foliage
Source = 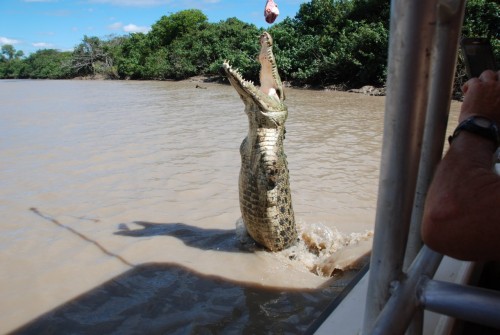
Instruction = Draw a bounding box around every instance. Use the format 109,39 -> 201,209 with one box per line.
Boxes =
166,38 -> 199,79
116,15 -> 260,81
2,44 -> 24,60
295,0 -> 354,36
321,20 -> 389,86
0,58 -> 25,78
271,0 -> 389,87
72,35 -> 117,77
462,0 -> 500,39
116,33 -> 150,79
149,9 -> 208,48
454,0 -> 500,93
101,35 -> 127,78
196,18 -> 261,80
270,18 -> 320,84
0,45 -> 26,78
23,49 -> 73,79
349,0 -> 391,28
142,47 -> 171,79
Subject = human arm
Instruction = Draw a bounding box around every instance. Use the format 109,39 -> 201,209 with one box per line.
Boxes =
421,70 -> 500,261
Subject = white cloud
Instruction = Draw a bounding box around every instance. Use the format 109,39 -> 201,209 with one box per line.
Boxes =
88,0 -> 220,5
107,21 -> 150,33
32,42 -> 54,48
108,22 -> 123,30
87,0 -> 172,6
123,24 -> 151,33
0,37 -> 21,45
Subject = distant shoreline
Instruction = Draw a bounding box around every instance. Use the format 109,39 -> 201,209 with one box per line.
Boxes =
184,75 -> 387,96
69,73 -> 387,96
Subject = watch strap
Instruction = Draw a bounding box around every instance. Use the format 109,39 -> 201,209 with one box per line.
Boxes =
448,116 -> 500,148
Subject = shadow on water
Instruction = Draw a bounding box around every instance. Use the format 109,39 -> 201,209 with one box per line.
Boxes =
18,208 -> 366,334
11,261 -> 366,335
30,208 -> 135,267
115,221 -> 251,253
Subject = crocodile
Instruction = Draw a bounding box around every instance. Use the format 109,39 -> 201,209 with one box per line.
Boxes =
223,31 -> 298,251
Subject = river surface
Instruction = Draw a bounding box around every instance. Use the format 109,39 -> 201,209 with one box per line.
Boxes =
0,79 -> 461,334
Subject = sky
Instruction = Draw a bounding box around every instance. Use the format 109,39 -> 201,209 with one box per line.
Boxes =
0,0 -> 306,55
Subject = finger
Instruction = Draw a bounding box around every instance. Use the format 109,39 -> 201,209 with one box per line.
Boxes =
479,69 -> 498,81
462,83 -> 468,94
462,77 -> 479,94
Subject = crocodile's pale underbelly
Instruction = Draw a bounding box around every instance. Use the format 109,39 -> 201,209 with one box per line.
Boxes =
239,131 -> 297,251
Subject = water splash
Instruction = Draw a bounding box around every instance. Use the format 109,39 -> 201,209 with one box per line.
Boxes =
236,218 -> 372,277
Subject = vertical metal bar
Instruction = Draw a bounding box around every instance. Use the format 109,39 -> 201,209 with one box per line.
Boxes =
404,0 -> 467,272
405,309 -> 424,335
369,247 -> 443,335
404,4 -> 467,333
419,279 -> 500,329
362,0 -> 438,332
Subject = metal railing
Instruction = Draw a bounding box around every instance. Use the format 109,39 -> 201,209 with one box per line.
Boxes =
361,0 -> 500,334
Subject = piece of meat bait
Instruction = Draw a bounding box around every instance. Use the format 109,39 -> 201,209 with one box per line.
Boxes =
264,0 -> 279,24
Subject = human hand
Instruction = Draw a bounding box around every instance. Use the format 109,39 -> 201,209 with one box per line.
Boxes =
460,70 -> 500,124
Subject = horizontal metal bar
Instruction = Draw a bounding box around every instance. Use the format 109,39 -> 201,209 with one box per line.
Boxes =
368,247 -> 443,335
419,279 -> 500,329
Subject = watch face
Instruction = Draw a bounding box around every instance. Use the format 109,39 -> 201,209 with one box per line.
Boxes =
450,116 -> 500,148
474,117 -> 492,128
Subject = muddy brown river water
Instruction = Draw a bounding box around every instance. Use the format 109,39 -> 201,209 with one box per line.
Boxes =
0,79 -> 461,334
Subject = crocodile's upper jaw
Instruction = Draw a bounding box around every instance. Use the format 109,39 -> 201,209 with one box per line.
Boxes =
222,31 -> 284,113
258,31 -> 284,102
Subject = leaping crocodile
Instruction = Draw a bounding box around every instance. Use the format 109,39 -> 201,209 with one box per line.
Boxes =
223,32 -> 298,251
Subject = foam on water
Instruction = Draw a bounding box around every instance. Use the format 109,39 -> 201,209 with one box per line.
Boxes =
236,218 -> 373,277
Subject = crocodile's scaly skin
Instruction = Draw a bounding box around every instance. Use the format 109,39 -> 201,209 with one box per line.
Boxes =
223,32 -> 297,251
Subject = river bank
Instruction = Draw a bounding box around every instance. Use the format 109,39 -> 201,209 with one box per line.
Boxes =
71,73 -> 387,96
187,75 -> 387,96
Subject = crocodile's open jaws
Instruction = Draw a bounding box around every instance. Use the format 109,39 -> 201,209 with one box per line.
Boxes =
223,32 -> 298,251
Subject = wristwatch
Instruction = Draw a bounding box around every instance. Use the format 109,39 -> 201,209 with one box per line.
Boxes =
448,116 -> 500,148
